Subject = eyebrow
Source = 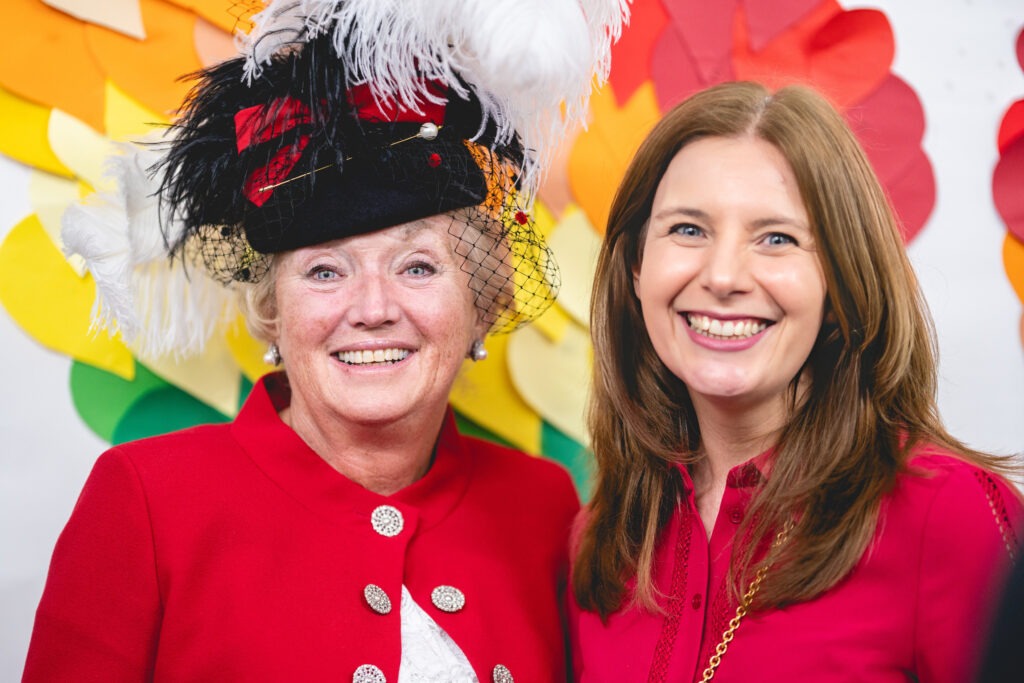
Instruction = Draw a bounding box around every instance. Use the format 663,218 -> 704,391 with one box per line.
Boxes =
651,206 -> 811,232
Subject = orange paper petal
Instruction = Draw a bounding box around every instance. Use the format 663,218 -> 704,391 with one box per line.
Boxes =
1003,233 -> 1024,306
568,83 -> 661,235
0,0 -> 106,131
194,16 -> 238,67
165,0 -> 256,34
84,0 -> 203,118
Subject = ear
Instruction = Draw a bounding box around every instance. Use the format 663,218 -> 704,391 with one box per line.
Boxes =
632,265 -> 642,298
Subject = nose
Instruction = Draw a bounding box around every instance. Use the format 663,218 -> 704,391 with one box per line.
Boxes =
344,272 -> 400,328
700,235 -> 752,298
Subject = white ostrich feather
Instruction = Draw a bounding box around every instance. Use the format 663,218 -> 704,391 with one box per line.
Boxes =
239,0 -> 630,200
61,136 -> 237,361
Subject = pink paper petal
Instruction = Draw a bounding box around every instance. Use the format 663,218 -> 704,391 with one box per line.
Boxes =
651,23 -> 724,111
664,0 -> 738,83
1017,27 -> 1024,71
606,0 -> 669,106
994,136 -> 1024,243
886,150 -> 935,243
997,100 -> 1024,153
743,0 -> 823,52
846,75 -> 925,184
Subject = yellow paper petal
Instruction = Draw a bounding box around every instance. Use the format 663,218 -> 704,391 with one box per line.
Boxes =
531,302 -> 571,344
105,80 -> 168,141
507,321 -> 591,446
547,207 -> 601,328
48,108 -> 114,190
226,315 -> 275,384
43,0 -> 146,40
0,214 -> 134,379
28,170 -> 87,276
450,334 -> 542,454
568,82 -> 661,235
144,333 -> 242,418
0,88 -> 73,177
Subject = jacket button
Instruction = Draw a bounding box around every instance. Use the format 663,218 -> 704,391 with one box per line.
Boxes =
431,585 -> 466,613
370,505 -> 404,537
353,663 -> 386,683
363,584 -> 392,615
492,664 -> 514,683
691,593 -> 702,609
728,507 -> 743,524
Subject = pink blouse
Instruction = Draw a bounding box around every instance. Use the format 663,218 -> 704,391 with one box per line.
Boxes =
569,445 -> 1022,683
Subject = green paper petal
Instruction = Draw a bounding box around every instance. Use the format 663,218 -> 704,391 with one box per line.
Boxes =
70,360 -> 168,443
112,385 -> 231,445
541,421 -> 594,501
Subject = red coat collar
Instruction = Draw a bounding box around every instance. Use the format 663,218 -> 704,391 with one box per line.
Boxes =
231,373 -> 474,536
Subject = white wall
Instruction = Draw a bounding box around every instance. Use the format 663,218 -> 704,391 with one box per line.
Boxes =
1,0 -> 1022,677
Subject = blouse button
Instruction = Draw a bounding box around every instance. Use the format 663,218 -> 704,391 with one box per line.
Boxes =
431,585 -> 466,613
370,505 -> 404,537
353,663 -> 386,683
492,664 -> 514,683
728,506 -> 743,524
363,584 -> 392,615
691,593 -> 702,610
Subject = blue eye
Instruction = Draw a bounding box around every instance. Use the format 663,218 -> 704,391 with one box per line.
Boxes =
309,266 -> 338,280
671,223 -> 703,238
405,262 -> 436,277
764,232 -> 797,247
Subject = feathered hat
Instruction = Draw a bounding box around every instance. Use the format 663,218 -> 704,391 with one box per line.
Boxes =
62,0 -> 629,358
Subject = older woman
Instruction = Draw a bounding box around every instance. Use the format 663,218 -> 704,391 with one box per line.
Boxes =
23,2 -> 627,681
570,81 -> 1022,682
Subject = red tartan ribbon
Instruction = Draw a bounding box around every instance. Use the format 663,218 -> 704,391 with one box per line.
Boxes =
235,97 -> 313,207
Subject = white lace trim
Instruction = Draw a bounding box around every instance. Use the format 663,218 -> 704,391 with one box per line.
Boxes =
398,585 -> 479,683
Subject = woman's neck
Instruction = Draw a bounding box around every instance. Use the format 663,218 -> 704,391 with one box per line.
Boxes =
688,395 -> 784,538
281,401 -> 446,496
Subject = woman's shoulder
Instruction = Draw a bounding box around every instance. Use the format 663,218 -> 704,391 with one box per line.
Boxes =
890,441 -> 1022,551
460,435 -> 580,508
95,422 -> 238,480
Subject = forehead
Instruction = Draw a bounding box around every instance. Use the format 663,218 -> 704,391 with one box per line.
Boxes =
653,136 -> 802,207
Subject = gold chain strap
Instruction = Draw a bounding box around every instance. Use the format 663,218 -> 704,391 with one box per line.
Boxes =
698,524 -> 791,683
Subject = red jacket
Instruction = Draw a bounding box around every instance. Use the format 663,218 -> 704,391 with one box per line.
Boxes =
569,446 -> 1022,682
25,374 -> 580,682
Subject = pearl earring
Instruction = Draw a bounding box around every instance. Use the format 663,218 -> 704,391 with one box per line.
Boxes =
468,340 -> 488,362
263,343 -> 282,366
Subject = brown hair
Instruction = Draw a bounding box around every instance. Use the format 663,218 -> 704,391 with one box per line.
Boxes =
573,81 -> 1016,618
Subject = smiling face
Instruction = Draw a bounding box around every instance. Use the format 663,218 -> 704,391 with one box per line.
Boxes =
271,215 -> 484,432
634,135 -> 827,426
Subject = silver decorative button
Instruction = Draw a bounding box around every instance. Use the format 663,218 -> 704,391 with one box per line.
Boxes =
370,505 -> 404,537
353,664 -> 386,683
363,584 -> 392,615
492,664 -> 514,683
430,585 -> 466,613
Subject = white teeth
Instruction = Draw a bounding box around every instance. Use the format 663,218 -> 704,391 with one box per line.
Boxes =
337,349 -> 411,365
685,314 -> 767,340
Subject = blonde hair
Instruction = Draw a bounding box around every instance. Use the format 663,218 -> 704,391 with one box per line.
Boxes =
573,81 -> 1016,618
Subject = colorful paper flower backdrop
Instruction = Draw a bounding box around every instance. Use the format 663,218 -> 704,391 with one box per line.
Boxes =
993,27 -> 1024,349
0,0 -> 935,498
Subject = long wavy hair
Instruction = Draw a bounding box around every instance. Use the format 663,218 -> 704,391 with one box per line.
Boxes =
572,81 -> 1015,618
